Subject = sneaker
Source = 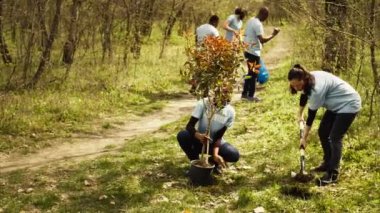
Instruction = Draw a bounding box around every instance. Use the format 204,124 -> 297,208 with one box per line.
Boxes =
247,96 -> 261,102
312,163 -> 328,173
241,94 -> 248,100
317,172 -> 338,186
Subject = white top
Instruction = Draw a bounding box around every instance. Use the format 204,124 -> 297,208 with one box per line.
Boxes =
243,17 -> 264,56
308,71 -> 361,113
192,98 -> 235,144
225,14 -> 243,42
196,23 -> 219,45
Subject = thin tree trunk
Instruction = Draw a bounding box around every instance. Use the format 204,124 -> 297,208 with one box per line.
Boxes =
322,0 -> 348,73
63,0 -> 81,65
130,0 -> 142,59
29,0 -> 63,88
36,0 -> 48,51
141,0 -> 156,37
101,0 -> 113,62
9,0 -> 17,42
23,31 -> 35,81
0,0 -> 13,64
63,0 -> 82,80
122,1 -> 131,65
159,1 -> 186,59
368,0 -> 379,123
22,0 -> 37,82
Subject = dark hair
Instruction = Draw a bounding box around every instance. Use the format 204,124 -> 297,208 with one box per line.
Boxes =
209,15 -> 219,26
235,7 -> 247,20
287,64 -> 315,95
257,7 -> 269,21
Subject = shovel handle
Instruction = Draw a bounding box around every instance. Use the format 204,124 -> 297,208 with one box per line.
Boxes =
299,121 -> 305,150
299,121 -> 304,139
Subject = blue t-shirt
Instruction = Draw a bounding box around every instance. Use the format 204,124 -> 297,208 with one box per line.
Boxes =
308,71 -> 361,113
192,98 -> 235,144
225,15 -> 243,42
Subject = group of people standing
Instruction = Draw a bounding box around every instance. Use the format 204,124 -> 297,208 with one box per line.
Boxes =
195,7 -> 279,102
178,6 -> 361,186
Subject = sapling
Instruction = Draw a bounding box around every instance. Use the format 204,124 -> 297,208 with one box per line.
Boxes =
181,36 -> 242,166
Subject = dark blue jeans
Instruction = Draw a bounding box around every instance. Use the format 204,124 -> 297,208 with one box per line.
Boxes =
177,130 -> 240,163
318,110 -> 357,173
242,52 -> 260,98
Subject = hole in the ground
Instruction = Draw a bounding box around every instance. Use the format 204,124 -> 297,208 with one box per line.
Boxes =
280,185 -> 313,200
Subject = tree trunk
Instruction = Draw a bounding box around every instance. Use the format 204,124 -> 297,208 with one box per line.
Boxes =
322,0 -> 348,73
130,0 -> 142,59
8,0 -> 17,42
63,0 -> 81,66
21,0 -> 37,82
121,0 -> 132,64
0,0 -> 12,64
368,0 -> 379,123
141,0 -> 156,37
29,0 -> 63,88
101,0 -> 114,62
159,1 -> 186,59
36,0 -> 48,51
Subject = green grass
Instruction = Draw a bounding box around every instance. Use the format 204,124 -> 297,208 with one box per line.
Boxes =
1,61 -> 378,212
0,41 -> 189,154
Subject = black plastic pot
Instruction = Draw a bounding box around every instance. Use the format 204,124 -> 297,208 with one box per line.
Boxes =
188,160 -> 215,186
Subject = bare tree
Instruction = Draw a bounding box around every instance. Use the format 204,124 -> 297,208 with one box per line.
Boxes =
140,0 -> 156,37
159,0 -> 186,59
63,0 -> 82,65
322,0 -> 348,73
0,0 -> 12,64
101,0 -> 114,62
29,0 -> 63,88
368,0 -> 379,123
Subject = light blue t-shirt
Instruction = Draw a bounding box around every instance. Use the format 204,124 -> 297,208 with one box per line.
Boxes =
308,71 -> 361,113
243,17 -> 263,56
225,15 -> 243,42
192,99 -> 235,144
196,23 -> 219,45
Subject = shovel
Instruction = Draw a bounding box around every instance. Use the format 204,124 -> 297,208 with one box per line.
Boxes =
291,121 -> 314,183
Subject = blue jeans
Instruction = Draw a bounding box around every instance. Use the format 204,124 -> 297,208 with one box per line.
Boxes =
177,130 -> 240,163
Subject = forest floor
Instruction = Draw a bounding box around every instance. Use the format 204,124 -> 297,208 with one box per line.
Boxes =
1,28 -> 378,212
0,31 -> 290,173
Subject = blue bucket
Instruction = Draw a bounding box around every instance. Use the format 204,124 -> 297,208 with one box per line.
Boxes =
257,59 -> 269,84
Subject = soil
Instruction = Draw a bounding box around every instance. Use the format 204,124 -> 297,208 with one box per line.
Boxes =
192,160 -> 214,169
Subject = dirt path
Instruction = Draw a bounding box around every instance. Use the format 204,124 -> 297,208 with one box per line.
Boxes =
0,29 -> 291,174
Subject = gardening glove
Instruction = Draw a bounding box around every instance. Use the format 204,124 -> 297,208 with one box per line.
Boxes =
213,155 -> 227,168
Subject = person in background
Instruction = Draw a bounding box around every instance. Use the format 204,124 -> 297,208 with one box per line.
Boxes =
177,87 -> 240,174
195,15 -> 220,45
223,7 -> 247,43
189,15 -> 220,95
288,64 -> 361,186
241,7 -> 280,102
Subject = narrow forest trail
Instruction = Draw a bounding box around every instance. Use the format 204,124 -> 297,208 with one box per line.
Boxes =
0,28 -> 291,174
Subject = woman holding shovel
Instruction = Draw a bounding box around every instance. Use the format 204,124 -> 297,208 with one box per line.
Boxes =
177,89 -> 240,174
288,64 -> 361,186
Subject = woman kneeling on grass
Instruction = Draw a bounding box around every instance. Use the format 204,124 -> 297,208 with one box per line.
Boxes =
177,88 -> 240,175
288,64 -> 361,186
